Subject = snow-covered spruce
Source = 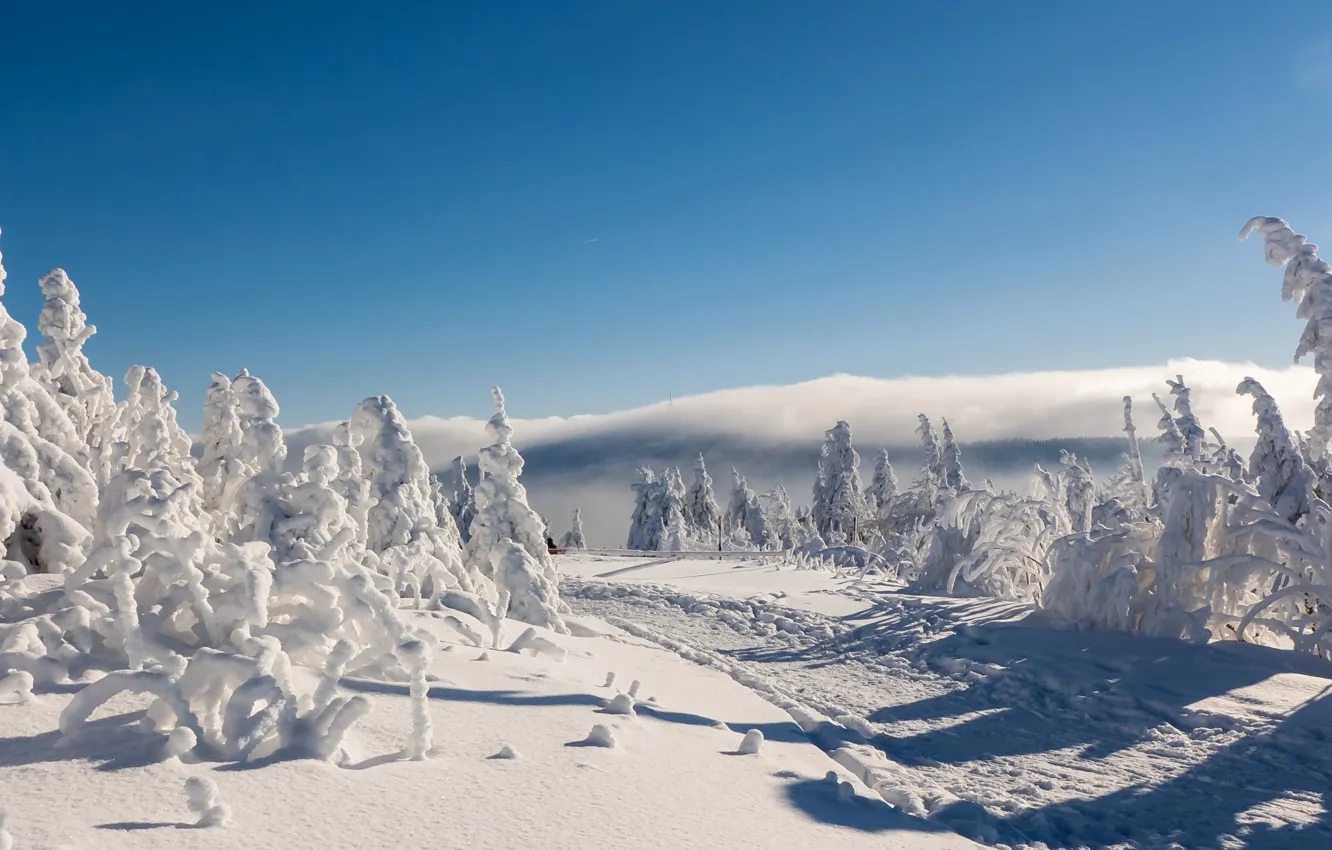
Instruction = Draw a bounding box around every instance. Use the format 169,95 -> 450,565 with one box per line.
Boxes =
463,387 -> 568,630
31,268 -> 115,454
866,448 -> 899,536
560,508 -> 586,549
350,393 -> 474,600
627,467 -> 666,551
812,421 -> 867,544
724,468 -> 767,549
0,808 -> 12,850
684,454 -> 722,543
940,419 -> 969,492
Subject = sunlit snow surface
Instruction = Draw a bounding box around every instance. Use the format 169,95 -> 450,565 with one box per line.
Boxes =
561,553 -> 1332,849
0,568 -> 971,850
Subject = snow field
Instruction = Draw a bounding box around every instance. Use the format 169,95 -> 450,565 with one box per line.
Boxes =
560,555 -> 1332,848
0,605 -> 975,849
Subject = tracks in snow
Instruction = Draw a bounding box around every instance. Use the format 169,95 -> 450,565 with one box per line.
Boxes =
563,576 -> 1332,850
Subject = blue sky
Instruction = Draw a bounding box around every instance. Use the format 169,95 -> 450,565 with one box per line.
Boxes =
3,1 -> 1332,430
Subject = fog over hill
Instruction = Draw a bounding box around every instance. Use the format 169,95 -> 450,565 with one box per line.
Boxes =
285,358 -> 1301,546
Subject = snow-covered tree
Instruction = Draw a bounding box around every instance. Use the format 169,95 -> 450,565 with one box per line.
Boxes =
350,394 -> 472,600
1241,216 -> 1332,459
1103,396 -> 1150,513
661,466 -> 686,543
462,388 -> 565,631
99,367 -> 200,524
940,419 -> 969,491
448,456 -> 477,543
627,468 -> 665,551
812,421 -> 867,543
0,247 -> 83,462
662,505 -> 686,552
231,369 -> 286,477
684,454 -> 722,543
1166,375 -> 1206,461
1060,450 -> 1095,534
353,395 -> 445,553
758,486 -> 795,549
866,449 -> 899,527
560,508 -> 586,550
197,372 -> 251,521
725,468 -> 758,543
915,414 -> 944,499
330,421 -> 371,551
1237,377 -> 1314,524
31,268 -> 115,451
1153,392 -> 1184,457
868,450 -> 900,516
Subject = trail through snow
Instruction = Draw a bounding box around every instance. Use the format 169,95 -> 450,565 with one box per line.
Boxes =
560,554 -> 1332,849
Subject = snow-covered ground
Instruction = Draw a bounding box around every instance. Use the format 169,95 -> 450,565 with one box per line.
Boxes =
560,552 -> 1332,849
0,571 -> 972,850
5,551 -> 1331,849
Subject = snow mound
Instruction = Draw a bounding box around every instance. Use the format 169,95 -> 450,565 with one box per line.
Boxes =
185,776 -> 231,828
578,723 -> 618,748
489,743 -> 521,760
736,728 -> 763,755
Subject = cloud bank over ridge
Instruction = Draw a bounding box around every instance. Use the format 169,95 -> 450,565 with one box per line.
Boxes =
283,359 -> 1313,546
291,358 -> 1316,467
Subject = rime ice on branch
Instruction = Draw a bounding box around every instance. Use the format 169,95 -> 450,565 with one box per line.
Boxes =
1241,216 -> 1332,458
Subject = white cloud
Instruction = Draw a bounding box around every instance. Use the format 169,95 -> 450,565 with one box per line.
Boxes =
289,358 -> 1316,468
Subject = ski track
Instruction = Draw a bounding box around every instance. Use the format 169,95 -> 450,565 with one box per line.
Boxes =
563,576 -> 1332,850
